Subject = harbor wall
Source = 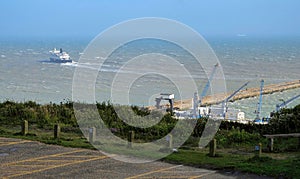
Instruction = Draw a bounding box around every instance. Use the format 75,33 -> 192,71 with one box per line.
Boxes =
173,80 -> 300,109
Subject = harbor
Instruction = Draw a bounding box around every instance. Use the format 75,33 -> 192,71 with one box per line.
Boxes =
173,80 -> 300,109
151,79 -> 300,123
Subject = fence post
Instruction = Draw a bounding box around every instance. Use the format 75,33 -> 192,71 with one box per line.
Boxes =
21,120 -> 28,135
167,134 -> 173,150
269,138 -> 274,152
209,139 -> 217,157
127,131 -> 134,148
88,127 -> 96,144
54,124 -> 60,139
255,143 -> 262,157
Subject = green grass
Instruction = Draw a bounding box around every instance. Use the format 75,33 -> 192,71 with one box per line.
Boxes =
0,125 -> 95,150
163,149 -> 300,178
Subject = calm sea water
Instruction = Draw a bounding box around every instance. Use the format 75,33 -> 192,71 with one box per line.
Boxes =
0,36 -> 299,119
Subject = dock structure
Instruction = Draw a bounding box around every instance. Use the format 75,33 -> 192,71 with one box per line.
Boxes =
173,80 -> 300,109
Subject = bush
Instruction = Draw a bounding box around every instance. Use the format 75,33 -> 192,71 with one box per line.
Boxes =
215,128 -> 263,148
0,100 -> 77,128
265,104 -> 300,134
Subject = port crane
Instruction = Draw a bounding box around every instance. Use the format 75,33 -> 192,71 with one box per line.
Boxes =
155,93 -> 175,114
254,79 -> 265,123
221,81 -> 249,118
275,94 -> 300,112
192,63 -> 219,118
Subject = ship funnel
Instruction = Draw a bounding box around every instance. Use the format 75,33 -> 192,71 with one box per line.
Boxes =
60,48 -> 63,53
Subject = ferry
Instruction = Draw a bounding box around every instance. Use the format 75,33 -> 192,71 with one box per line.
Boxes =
49,48 -> 72,63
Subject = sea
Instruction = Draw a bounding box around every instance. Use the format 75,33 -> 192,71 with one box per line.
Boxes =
0,36 -> 299,120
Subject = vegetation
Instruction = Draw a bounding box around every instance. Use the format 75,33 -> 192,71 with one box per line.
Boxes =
164,149 -> 300,178
0,100 -> 76,127
1,100 -> 300,138
266,105 -> 300,134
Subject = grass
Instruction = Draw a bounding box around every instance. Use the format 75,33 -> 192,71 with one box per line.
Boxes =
163,149 -> 300,178
0,125 -> 95,150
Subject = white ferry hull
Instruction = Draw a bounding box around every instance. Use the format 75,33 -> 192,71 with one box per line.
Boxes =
50,58 -> 72,63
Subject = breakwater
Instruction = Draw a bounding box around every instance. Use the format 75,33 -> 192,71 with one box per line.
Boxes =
173,80 -> 300,109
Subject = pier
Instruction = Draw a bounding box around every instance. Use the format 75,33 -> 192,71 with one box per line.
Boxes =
173,80 -> 300,109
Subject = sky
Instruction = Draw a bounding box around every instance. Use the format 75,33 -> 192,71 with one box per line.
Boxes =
1,0 -> 300,39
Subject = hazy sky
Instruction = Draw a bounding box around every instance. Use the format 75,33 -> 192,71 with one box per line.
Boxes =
1,0 -> 300,39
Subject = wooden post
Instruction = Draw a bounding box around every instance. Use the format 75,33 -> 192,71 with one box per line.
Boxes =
269,138 -> 274,152
21,120 -> 28,135
259,143 -> 262,157
255,143 -> 262,157
54,124 -> 60,139
209,139 -> 216,157
127,131 -> 134,148
88,127 -> 96,144
167,134 -> 173,150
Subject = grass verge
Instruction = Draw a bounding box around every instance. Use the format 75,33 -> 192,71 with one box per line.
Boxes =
0,125 -> 95,150
163,149 -> 300,178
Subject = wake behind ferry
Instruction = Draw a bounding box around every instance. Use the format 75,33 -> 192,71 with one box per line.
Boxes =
49,48 -> 72,63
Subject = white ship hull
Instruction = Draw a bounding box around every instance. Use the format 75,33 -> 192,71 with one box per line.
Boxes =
50,58 -> 72,63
